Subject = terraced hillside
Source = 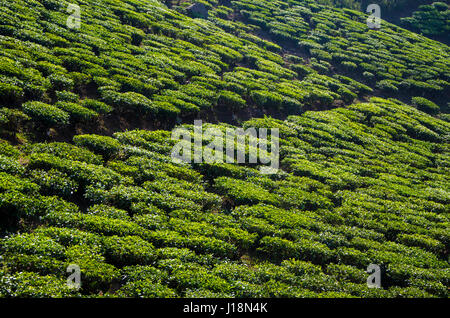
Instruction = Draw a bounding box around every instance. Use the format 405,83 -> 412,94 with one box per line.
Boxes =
0,0 -> 449,298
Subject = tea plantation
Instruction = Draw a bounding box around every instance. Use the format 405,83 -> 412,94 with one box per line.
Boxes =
0,0 -> 449,298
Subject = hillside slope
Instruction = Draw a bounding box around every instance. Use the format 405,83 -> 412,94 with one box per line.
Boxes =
1,0 -> 449,143
0,0 -> 449,298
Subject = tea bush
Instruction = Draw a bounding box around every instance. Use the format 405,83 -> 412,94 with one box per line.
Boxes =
0,271 -> 79,297
411,97 -> 440,114
22,101 -> 70,126
54,102 -> 98,121
102,235 -> 157,266
73,134 -> 122,157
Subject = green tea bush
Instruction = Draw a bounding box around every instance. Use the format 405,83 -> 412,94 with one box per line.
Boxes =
2,253 -> 65,277
0,108 -> 30,131
115,280 -> 177,297
65,244 -> 120,292
43,210 -> 145,238
48,73 -> 74,91
407,278 -> 447,297
73,134 -> 122,157
1,233 -> 65,259
0,82 -> 23,104
0,141 -> 22,158
326,264 -> 367,284
411,97 -> 440,114
397,233 -> 444,254
217,90 -> 246,109
0,155 -> 25,175
102,90 -> 155,113
55,91 -> 79,103
250,90 -> 284,109
401,3 -> 450,37
81,99 -> 113,114
24,142 -> 102,165
258,236 -> 334,265
34,226 -> 102,247
115,265 -> 175,296
215,177 -> 280,206
22,101 -> 70,126
0,172 -> 40,194
29,169 -> 78,197
0,271 -> 79,297
54,102 -> 98,121
172,268 -> 232,293
87,204 -> 131,221
102,235 -> 157,266
29,153 -> 126,189
281,259 -> 323,276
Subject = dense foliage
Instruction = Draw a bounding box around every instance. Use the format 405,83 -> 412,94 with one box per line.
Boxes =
0,0 -> 448,298
401,2 -> 450,37
0,0 -> 449,138
1,98 -> 449,298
